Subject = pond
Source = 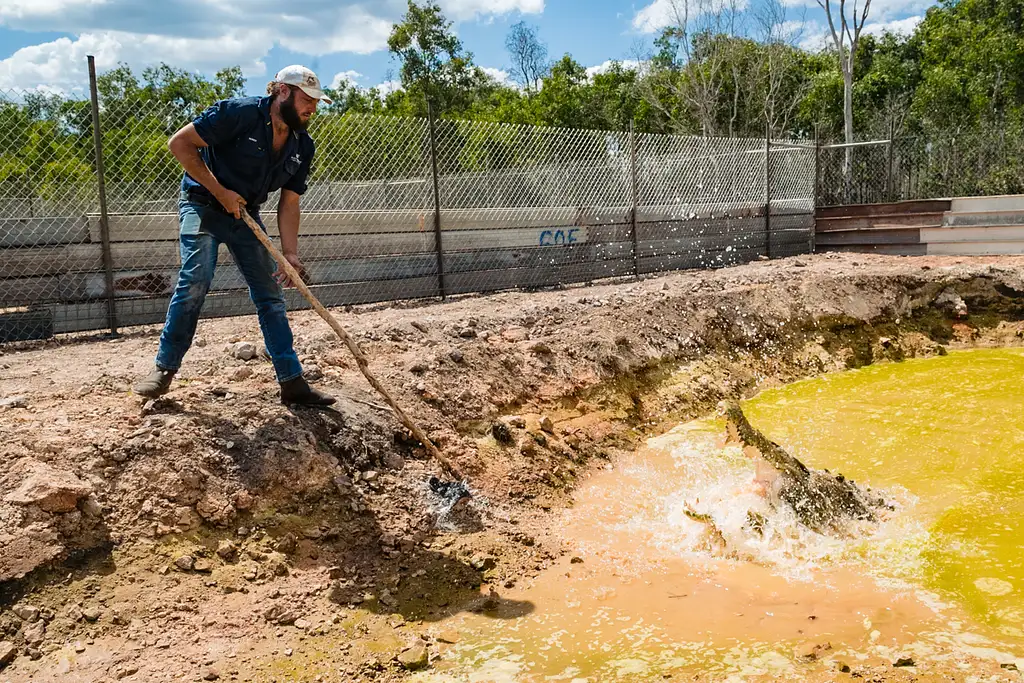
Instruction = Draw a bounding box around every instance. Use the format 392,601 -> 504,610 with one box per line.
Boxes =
416,349 -> 1024,681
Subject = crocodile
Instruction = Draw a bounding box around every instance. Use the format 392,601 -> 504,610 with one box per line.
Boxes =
717,400 -> 888,536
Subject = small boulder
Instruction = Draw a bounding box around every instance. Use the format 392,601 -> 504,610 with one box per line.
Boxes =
216,541 -> 239,561
491,421 -> 515,445
539,416 -> 555,434
230,342 -> 257,361
0,641 -> 16,669
231,367 -> 253,382
528,340 -> 552,354
174,555 -> 196,572
12,604 -> 40,622
893,657 -> 915,668
81,606 -> 102,623
0,396 -> 27,410
5,463 -> 94,513
397,643 -> 429,671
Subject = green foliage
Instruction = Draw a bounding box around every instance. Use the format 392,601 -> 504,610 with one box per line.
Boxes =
8,0 -> 1024,206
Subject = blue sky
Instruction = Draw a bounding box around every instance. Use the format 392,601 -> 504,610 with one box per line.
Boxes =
0,0 -> 932,97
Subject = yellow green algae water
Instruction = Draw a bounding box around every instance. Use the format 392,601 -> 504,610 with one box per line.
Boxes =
414,349 -> 1024,681
746,347 -> 1024,644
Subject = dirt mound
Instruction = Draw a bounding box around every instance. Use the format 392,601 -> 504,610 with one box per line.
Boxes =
2,252 -> 1024,680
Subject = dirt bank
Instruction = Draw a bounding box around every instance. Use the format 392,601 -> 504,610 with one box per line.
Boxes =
2,252 -> 1024,682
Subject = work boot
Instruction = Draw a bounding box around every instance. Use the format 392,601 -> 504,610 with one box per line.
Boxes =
280,376 -> 336,407
133,367 -> 175,398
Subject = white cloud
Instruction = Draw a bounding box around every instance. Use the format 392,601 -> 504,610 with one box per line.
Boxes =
330,70 -> 364,89
632,0 -> 751,34
781,0 -> 929,21
633,0 -> 678,33
586,59 -> 644,78
481,66 -> 513,85
0,31 -> 268,91
0,0 -> 544,90
373,80 -> 404,97
441,0 -> 544,20
864,14 -> 922,36
779,19 -> 830,51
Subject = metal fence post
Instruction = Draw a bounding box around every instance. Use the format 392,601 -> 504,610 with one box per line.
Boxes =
886,117 -> 896,202
764,120 -> 772,260
813,124 -> 821,210
426,101 -> 446,300
812,126 -> 820,254
88,55 -> 119,338
629,120 -> 640,279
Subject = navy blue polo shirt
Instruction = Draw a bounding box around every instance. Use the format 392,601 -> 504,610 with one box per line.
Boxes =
180,96 -> 314,213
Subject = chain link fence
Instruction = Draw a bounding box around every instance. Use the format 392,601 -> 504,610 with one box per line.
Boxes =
1,81 -> 814,344
817,124 -> 1024,207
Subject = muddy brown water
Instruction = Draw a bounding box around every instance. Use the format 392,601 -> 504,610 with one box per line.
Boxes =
416,350 -> 1024,681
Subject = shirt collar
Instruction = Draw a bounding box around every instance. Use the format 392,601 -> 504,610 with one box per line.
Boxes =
259,96 -> 303,141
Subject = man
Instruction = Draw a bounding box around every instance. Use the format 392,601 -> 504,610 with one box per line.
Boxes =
133,65 -> 336,407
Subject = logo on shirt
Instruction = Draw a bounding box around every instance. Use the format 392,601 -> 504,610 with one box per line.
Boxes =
290,153 -> 302,165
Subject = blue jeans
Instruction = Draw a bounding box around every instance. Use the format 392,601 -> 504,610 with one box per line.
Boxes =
154,193 -> 303,383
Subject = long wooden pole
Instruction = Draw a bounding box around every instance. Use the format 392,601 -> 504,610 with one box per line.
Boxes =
238,210 -> 464,482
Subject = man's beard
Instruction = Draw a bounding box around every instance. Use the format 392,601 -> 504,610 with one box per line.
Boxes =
280,91 -> 308,131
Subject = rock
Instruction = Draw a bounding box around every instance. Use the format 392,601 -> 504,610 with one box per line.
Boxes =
203,668 -> 221,681
936,290 -> 968,318
81,606 -> 102,622
194,559 -> 214,573
449,349 -> 464,363
539,416 -> 555,434
798,642 -> 832,661
174,555 -> 196,572
13,604 -> 40,622
528,340 -> 552,354
837,662 -> 852,673
5,463 -> 94,513
25,647 -> 41,661
411,321 -> 429,333
437,629 -> 460,644
263,604 -> 299,626
115,664 -> 140,679
230,342 -> 257,361
210,386 -> 229,397
397,644 -> 429,671
893,657 -> 915,667
409,361 -> 428,374
506,416 -> 526,429
80,496 -> 102,517
491,421 -> 515,445
0,396 -> 28,410
231,367 -> 253,381
501,326 -> 528,342
216,540 -> 239,561
0,641 -> 16,669
1001,663 -> 1019,671
304,365 -> 323,381
74,641 -> 86,653
22,620 -> 45,645
458,328 -> 477,339
379,590 -> 398,609
470,554 -> 496,572
570,557 -> 584,565
294,618 -> 311,630
362,470 -> 379,482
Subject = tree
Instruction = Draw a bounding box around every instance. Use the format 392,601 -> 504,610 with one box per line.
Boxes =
818,0 -> 872,182
505,21 -> 549,95
638,0 -> 747,136
387,0 -> 478,116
